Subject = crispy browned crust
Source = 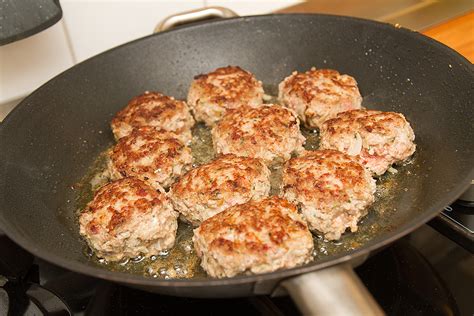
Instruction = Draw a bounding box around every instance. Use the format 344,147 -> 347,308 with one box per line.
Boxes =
282,150 -> 370,204
109,127 -> 191,187
191,66 -> 262,104
212,104 -> 304,163
322,109 -> 408,135
282,68 -> 359,103
171,154 -> 267,199
320,109 -> 416,176
111,91 -> 194,137
224,106 -> 297,142
83,178 -> 166,233
197,197 -> 308,256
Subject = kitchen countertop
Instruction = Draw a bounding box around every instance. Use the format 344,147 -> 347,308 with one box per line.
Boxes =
423,11 -> 473,62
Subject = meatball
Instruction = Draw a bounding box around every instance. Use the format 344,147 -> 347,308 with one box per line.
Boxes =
211,104 -> 305,165
79,178 -> 178,261
187,66 -> 264,126
107,127 -> 193,190
111,91 -> 195,144
281,150 -> 376,240
278,68 -> 362,129
193,197 -> 313,278
169,154 -> 271,226
320,109 -> 416,175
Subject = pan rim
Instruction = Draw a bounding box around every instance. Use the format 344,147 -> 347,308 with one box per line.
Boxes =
0,13 -> 473,289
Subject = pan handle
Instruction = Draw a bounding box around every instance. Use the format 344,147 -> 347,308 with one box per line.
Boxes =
154,7 -> 238,33
281,263 -> 385,316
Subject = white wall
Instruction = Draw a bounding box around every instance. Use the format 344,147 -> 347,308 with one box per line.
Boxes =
0,0 -> 301,117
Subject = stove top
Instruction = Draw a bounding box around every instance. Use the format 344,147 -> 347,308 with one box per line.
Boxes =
0,229 -> 465,316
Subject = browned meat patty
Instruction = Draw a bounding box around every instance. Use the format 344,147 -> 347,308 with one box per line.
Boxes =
107,127 -> 193,190
111,91 -> 195,144
211,104 -> 305,165
281,150 -> 376,240
79,178 -> 178,261
319,109 -> 416,175
187,66 -> 264,126
278,68 -> 362,129
169,154 -> 271,226
193,197 -> 314,278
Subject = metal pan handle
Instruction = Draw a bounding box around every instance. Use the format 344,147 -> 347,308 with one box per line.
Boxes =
154,7 -> 238,33
281,263 -> 385,315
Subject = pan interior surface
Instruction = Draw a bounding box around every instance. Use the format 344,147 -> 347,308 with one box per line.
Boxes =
75,115 -> 421,280
0,14 -> 473,290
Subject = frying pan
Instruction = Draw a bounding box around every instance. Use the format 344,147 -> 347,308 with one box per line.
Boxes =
1,9 -> 473,315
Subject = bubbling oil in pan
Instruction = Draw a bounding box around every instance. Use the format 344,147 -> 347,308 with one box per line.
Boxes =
76,98 -> 418,280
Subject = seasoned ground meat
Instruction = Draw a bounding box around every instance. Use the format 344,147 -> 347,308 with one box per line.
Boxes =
79,178 -> 178,261
320,109 -> 416,175
111,91 -> 195,144
281,150 -> 376,240
278,68 -> 362,129
107,127 -> 193,189
211,104 -> 305,165
193,197 -> 313,278
187,66 -> 264,126
169,154 -> 271,226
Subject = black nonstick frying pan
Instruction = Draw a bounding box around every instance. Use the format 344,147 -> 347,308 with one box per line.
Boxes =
1,10 -> 473,315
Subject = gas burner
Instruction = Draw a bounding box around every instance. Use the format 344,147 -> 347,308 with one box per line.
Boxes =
430,202 -> 474,253
0,236 -> 71,315
457,181 -> 474,207
0,232 -> 459,316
